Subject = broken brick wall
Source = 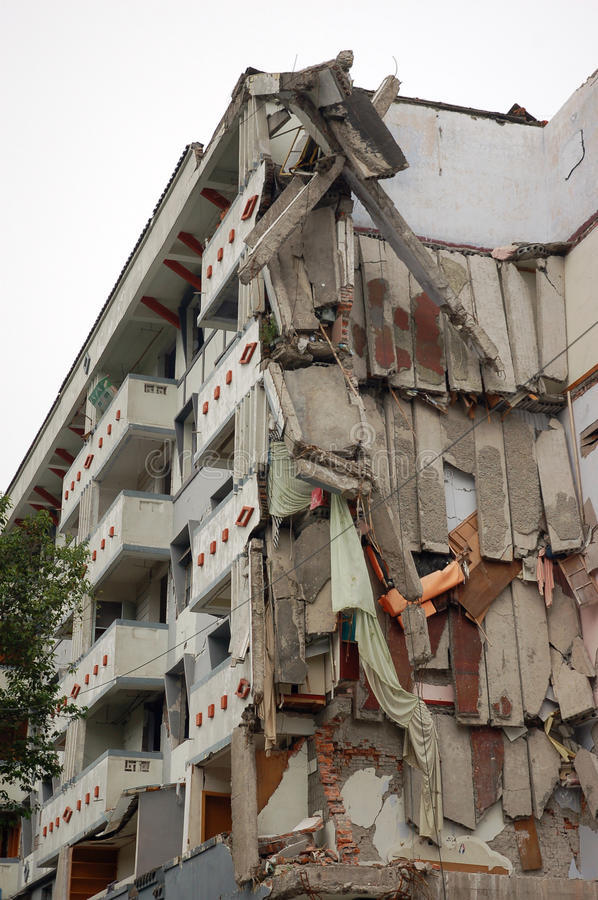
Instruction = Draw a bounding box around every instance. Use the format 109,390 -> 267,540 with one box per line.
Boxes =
308,698 -> 404,864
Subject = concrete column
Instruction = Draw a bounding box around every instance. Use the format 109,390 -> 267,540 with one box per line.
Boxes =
231,721 -> 259,884
53,846 -> 72,900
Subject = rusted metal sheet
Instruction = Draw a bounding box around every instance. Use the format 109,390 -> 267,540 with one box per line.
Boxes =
449,511 -> 521,621
448,605 -> 488,723
470,727 -> 504,818
514,816 -> 543,871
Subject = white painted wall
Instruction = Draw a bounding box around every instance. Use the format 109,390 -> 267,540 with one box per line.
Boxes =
87,492 -> 172,586
565,227 -> 598,385
187,657 -> 251,762
57,622 -> 167,720
257,743 -> 308,836
190,475 -> 259,608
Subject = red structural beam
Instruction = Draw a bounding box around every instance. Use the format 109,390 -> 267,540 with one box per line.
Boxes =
163,259 -> 202,292
140,296 -> 181,329
68,426 -> 85,438
55,448 -> 75,465
29,504 -> 59,527
178,231 -> 204,257
34,486 -> 62,508
49,468 -> 67,480
201,187 -> 231,211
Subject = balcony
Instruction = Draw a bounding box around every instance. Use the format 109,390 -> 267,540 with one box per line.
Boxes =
37,751 -> 162,866
58,621 -> 168,723
60,375 -> 176,530
86,491 -> 172,588
187,656 -> 252,765
189,476 -> 260,614
198,161 -> 266,330
190,319 -> 262,467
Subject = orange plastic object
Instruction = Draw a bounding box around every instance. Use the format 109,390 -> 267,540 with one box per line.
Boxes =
378,587 -> 407,617
421,560 -> 465,602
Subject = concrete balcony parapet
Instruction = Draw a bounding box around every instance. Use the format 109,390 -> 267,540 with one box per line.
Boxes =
57,620 -> 168,726
60,375 -> 176,530
36,750 -> 162,867
86,491 -> 172,588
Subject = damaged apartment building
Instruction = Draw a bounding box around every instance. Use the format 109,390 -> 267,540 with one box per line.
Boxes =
3,50 -> 598,899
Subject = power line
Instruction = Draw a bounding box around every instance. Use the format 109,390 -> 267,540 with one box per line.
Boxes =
3,295 -> 597,724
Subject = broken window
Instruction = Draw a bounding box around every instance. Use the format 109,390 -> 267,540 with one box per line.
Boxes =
580,420 -> 598,457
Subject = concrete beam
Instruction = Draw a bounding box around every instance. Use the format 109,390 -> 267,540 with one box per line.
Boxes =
413,400 -> 449,554
503,735 -> 532,819
536,418 -> 584,553
438,250 -> 482,394
484,587 -> 524,726
502,414 -> 542,555
467,255 -> 516,393
574,748 -> 598,818
536,257 -> 567,383
342,171 -> 501,370
231,723 -> 260,884
473,408 -> 513,561
239,155 -> 345,285
436,714 -> 476,829
511,580 -> 551,719
527,728 -> 560,819
500,263 -> 539,388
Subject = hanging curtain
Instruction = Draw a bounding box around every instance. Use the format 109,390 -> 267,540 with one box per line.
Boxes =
330,493 -> 443,841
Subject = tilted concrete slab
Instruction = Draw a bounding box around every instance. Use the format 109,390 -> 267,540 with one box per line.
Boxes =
536,418 -> 583,553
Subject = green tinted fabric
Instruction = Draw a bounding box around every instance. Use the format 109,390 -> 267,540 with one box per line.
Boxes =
267,441 -> 313,518
330,493 -> 443,841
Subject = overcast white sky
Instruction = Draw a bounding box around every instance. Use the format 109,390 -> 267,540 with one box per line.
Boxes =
1,0 -> 597,491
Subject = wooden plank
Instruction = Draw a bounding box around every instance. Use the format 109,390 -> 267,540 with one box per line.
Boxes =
468,255 -> 516,394
514,816 -> 543,871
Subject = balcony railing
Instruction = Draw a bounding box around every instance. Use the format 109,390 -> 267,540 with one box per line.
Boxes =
58,621 -> 168,721
189,475 -> 260,614
60,375 -> 176,529
37,751 -> 162,866
86,491 -> 172,587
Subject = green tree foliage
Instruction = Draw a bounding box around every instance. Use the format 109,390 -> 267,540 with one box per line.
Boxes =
0,496 -> 90,815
